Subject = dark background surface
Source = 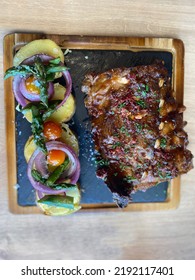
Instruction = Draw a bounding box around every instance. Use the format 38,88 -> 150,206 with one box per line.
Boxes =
16,49 -> 172,206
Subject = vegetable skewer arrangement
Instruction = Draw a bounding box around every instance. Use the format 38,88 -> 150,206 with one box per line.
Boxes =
4,39 -> 81,216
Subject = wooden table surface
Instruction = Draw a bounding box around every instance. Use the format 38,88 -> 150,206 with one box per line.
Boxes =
0,0 -> 195,260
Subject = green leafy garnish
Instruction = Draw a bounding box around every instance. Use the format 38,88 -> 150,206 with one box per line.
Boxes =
145,84 -> 149,92
112,141 -> 122,149
4,56 -> 67,107
120,126 -> 130,136
4,65 -> 36,79
22,101 -> 60,152
42,101 -> 61,121
118,102 -> 126,109
136,100 -> 147,109
48,57 -> 61,65
31,105 -> 47,153
160,137 -> 167,149
158,171 -> 172,180
141,91 -> 147,97
31,160 -> 77,191
31,169 -> 46,184
31,105 -> 46,153
37,195 -> 74,209
135,123 -> 142,133
123,175 -> 137,183
50,183 -> 77,191
95,158 -> 109,167
46,158 -> 70,187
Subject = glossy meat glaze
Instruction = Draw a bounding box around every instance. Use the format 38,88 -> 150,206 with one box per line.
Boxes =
82,62 -> 193,207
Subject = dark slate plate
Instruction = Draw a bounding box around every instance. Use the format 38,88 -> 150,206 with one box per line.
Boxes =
16,50 -> 172,206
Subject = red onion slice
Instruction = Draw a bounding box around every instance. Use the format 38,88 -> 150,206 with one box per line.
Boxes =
12,54 -> 72,108
37,190 -> 44,200
19,77 -> 54,102
22,54 -> 72,110
34,152 -> 48,178
55,69 -> 72,110
12,75 -> 28,107
46,141 -> 80,184
12,54 -> 54,107
69,167 -> 81,184
27,148 -> 65,195
27,141 -> 80,194
22,54 -> 54,65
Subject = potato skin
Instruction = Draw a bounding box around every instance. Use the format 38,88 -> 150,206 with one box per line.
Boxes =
37,187 -> 81,216
22,84 -> 76,124
24,124 -> 79,162
25,126 -> 81,216
48,84 -> 76,123
60,123 -> 79,155
24,136 -> 37,162
13,39 -> 64,66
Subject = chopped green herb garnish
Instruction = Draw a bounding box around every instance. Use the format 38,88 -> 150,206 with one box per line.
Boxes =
113,132 -> 119,137
158,171 -> 172,180
119,163 -> 127,171
135,123 -> 142,132
136,100 -> 147,108
124,147 -> 130,153
141,91 -> 147,97
123,175 -> 137,183
95,158 -> 109,167
118,102 -> 126,109
112,141 -> 122,149
120,126 -> 130,136
160,137 -> 167,149
120,126 -> 126,133
145,84 -> 149,92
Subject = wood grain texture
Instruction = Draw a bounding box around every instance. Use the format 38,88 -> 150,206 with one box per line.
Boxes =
0,0 -> 195,260
4,33 -> 182,214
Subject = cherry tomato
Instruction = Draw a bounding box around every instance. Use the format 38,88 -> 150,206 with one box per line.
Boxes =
47,149 -> 66,166
43,121 -> 62,140
25,76 -> 40,94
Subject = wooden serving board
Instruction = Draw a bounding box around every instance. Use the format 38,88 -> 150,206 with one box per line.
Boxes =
3,33 -> 184,214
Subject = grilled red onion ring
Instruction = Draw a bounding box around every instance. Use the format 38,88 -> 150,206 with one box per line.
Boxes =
23,54 -> 72,109
19,77 -> 54,102
12,75 -> 28,107
27,141 -> 80,194
34,151 -> 48,179
12,54 -> 72,108
46,141 -> 80,184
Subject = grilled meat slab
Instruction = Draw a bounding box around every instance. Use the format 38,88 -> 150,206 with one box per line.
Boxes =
82,62 -> 193,208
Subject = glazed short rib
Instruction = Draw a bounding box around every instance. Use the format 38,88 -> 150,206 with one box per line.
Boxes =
82,61 -> 193,208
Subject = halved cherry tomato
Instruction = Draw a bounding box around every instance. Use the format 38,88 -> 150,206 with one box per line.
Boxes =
47,149 -> 66,166
25,76 -> 40,94
43,121 -> 62,140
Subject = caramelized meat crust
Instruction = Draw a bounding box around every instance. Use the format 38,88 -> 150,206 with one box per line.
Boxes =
82,62 -> 193,208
